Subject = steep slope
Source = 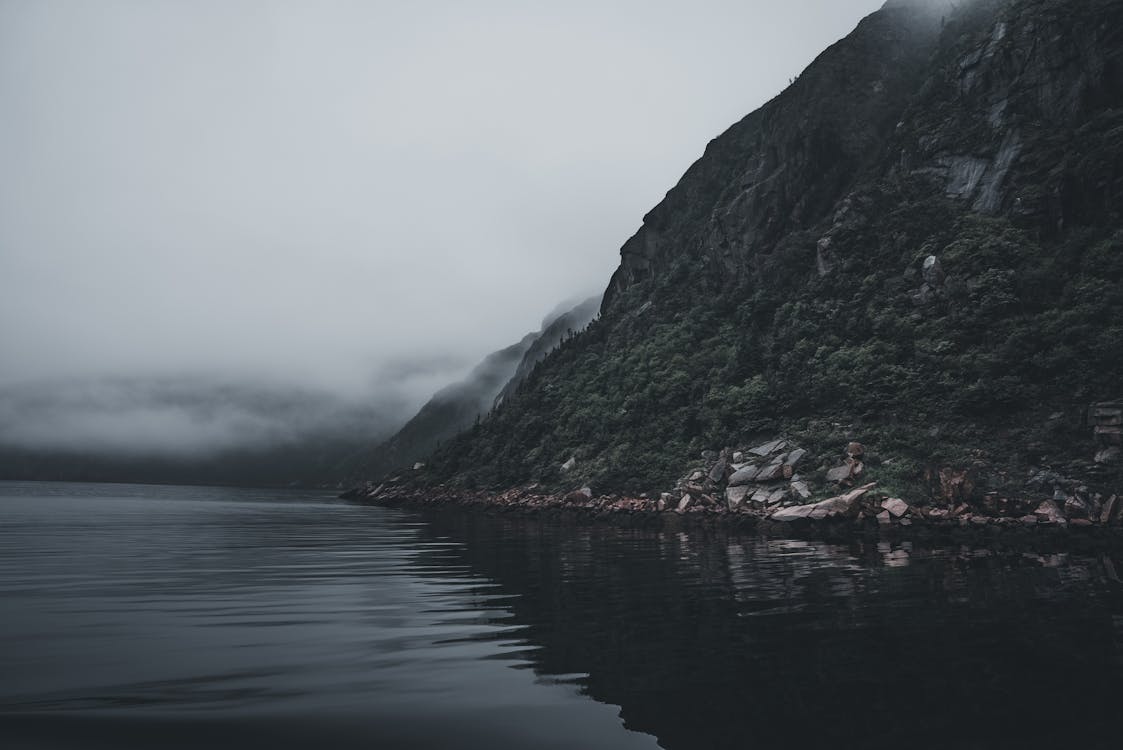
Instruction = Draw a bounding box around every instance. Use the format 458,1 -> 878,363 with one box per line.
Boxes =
418,0 -> 1123,499
492,296 -> 600,408
348,296 -> 599,481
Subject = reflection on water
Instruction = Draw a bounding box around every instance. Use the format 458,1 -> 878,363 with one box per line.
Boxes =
2,482 -> 1123,749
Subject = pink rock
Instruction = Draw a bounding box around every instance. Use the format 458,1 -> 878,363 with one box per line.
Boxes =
881,498 -> 909,518
1034,499 -> 1066,525
726,485 -> 751,510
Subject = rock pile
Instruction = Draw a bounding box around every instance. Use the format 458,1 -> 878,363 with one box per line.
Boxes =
668,440 -> 811,514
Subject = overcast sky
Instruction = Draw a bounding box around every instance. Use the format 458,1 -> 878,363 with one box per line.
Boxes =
0,0 -> 885,452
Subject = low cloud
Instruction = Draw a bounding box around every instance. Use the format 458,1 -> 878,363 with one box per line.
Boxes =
0,0 -> 885,459
0,375 -> 419,457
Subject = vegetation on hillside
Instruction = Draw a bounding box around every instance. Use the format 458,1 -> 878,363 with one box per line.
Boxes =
426,194 -> 1121,495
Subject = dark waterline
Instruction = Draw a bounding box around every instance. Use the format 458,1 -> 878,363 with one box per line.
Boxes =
2,481 -> 1122,749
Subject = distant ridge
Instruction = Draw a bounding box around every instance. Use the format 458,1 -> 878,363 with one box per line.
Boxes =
347,295 -> 600,481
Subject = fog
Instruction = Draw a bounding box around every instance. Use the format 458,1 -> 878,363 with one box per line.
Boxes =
0,0 -> 885,456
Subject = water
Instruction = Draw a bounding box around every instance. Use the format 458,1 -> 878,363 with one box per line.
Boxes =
2,482 -> 1122,749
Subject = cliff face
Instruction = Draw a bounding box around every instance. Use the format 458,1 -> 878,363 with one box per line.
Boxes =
421,0 -> 1123,497
605,0 -> 952,308
606,0 -> 1122,312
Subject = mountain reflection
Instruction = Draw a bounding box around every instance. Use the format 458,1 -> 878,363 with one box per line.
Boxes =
409,510 -> 1123,749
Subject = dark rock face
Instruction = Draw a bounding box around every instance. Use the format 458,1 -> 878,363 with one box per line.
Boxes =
605,1 -> 952,309
894,0 -> 1123,230
606,0 -> 1123,312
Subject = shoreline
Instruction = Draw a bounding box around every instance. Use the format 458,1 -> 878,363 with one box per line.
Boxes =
347,427 -> 1121,546
342,481 -> 1123,550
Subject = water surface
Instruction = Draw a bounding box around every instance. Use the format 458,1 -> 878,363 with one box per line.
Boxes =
2,481 -> 1122,748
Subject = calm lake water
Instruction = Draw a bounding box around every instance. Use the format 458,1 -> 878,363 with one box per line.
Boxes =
3,481 -> 1123,749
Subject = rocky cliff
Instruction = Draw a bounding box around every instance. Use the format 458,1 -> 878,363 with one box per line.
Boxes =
408,0 -> 1123,507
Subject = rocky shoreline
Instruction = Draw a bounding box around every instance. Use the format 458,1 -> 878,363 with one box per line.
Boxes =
343,476 -> 1121,543
345,405 -> 1122,537
343,481 -> 1122,536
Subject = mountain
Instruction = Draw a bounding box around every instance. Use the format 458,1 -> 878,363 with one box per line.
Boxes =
416,0 -> 1123,500
345,296 -> 600,481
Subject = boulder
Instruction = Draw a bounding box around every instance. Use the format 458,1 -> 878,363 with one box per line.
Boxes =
751,488 -> 772,505
846,442 -> 865,458
726,485 -> 751,510
806,497 -> 847,519
922,255 -> 945,286
791,480 -> 812,499
677,495 -> 693,513
826,465 -> 852,483
728,465 -> 762,486
756,463 -> 786,482
732,451 -> 745,464
708,459 -> 729,483
561,457 -> 577,472
882,498 -> 909,518
771,483 -> 876,522
1064,497 -> 1089,520
771,504 -> 816,522
1033,499 -> 1066,525
784,448 -> 807,469
749,439 -> 787,457
412,462 -> 425,470
689,470 -> 706,482
766,488 -> 787,506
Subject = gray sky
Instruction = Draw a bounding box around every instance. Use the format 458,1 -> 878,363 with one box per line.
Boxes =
0,0 -> 884,452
